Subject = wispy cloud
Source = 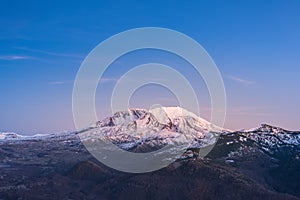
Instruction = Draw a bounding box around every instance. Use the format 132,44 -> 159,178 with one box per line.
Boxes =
49,81 -> 68,85
14,47 -> 84,59
0,55 -> 33,60
49,78 -> 117,85
227,75 -> 254,85
100,78 -> 118,83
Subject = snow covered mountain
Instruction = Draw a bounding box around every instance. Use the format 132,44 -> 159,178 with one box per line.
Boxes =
1,108 -> 299,155
1,107 -> 299,159
239,124 -> 300,147
80,107 -> 226,151
210,123 -> 300,163
0,131 -> 76,141
0,132 -> 23,140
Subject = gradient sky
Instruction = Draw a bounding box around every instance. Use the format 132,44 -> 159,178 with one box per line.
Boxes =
0,0 -> 300,134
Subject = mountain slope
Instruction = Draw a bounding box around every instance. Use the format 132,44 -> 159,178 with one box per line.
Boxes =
208,124 -> 300,198
0,108 -> 300,199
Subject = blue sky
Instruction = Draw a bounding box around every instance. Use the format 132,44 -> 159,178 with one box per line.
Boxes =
0,0 -> 300,134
